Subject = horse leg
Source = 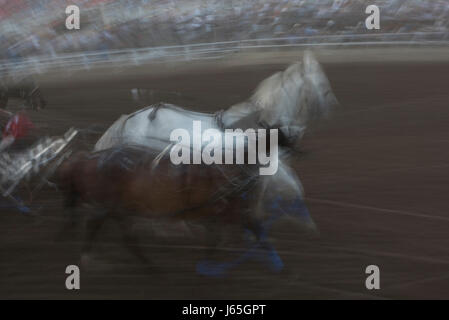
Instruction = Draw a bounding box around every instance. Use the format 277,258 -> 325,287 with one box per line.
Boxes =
23,90 -> 32,108
80,211 -> 108,268
31,88 -> 46,110
244,220 -> 284,273
114,215 -> 154,269
55,190 -> 80,241
203,218 -> 226,258
30,91 -> 38,110
37,87 -> 47,109
196,220 -> 251,277
0,92 -> 8,109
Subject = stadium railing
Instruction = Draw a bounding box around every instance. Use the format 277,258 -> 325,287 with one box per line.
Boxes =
0,32 -> 447,78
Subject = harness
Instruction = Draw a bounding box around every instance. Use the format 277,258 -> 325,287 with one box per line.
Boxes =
92,145 -> 260,219
145,102 -> 226,131
167,165 -> 259,219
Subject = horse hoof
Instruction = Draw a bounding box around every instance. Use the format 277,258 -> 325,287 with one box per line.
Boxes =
252,249 -> 284,273
267,251 -> 284,273
196,260 -> 230,278
18,205 -> 31,214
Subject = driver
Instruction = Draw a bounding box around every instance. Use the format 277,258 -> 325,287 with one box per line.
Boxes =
0,110 -> 34,152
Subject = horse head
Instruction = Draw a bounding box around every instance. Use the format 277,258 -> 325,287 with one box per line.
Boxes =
223,51 -> 338,148
300,50 -> 339,124
256,51 -> 338,145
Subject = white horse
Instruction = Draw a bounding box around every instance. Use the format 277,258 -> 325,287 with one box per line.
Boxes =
94,51 -> 338,152
93,53 -> 337,261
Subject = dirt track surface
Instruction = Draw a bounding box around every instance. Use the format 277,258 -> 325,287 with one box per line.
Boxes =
1,52 -> 449,299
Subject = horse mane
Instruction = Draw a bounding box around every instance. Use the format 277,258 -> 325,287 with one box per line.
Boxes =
249,62 -> 303,113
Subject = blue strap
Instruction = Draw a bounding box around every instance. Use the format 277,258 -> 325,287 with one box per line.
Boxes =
0,195 -> 31,214
196,195 -> 311,277
196,240 -> 283,277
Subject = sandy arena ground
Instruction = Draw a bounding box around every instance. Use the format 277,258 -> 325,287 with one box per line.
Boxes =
1,48 -> 449,299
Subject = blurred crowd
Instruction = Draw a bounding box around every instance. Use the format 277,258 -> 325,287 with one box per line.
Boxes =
1,0 -> 448,60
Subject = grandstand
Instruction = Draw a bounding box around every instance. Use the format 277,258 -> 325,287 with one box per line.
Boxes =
0,0 -> 448,61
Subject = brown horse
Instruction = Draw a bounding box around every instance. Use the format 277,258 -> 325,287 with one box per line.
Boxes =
55,145 -> 284,275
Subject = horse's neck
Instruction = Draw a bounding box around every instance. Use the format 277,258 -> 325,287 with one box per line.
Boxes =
163,102 -> 263,131
221,79 -> 306,132
221,102 -> 259,129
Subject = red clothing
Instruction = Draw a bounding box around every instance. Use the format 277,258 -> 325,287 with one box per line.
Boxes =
3,112 -> 34,139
